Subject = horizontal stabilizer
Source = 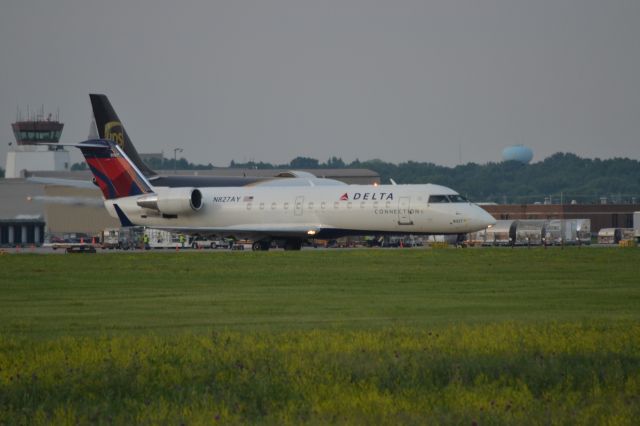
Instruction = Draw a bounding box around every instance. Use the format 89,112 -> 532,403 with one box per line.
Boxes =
31,142 -> 108,149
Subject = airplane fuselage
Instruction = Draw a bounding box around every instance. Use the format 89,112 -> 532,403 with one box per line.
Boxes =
104,183 -> 495,239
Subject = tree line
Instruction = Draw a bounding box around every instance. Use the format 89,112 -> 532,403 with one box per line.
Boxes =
225,153 -> 640,204
68,153 -> 640,204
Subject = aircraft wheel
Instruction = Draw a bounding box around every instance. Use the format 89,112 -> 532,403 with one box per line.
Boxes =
284,240 -> 302,251
252,240 -> 270,251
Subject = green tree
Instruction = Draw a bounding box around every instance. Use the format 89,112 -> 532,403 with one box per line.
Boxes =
67,152 -> 640,204
290,157 -> 320,169
325,156 -> 345,168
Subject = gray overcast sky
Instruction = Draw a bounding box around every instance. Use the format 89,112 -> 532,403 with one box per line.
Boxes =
1,0 -> 639,167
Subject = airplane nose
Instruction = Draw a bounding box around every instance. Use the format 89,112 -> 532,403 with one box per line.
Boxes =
471,206 -> 496,230
479,208 -> 496,228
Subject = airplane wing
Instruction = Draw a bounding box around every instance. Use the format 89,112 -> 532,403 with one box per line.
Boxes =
27,176 -> 97,189
148,223 -> 325,239
27,195 -> 104,207
254,177 -> 346,187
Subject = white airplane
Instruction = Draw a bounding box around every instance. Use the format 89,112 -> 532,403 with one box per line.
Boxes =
75,139 -> 495,250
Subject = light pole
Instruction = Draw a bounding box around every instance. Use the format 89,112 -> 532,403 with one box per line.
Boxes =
173,148 -> 183,174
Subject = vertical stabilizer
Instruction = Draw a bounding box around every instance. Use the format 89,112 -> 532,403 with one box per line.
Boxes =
89,94 -> 157,177
88,119 -> 99,139
77,139 -> 153,200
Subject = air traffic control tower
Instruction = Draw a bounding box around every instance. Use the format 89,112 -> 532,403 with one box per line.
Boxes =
4,108 -> 70,178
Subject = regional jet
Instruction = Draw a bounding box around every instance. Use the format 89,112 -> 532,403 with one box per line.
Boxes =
74,139 -> 495,250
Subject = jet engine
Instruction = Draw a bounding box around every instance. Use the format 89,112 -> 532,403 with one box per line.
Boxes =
136,188 -> 203,215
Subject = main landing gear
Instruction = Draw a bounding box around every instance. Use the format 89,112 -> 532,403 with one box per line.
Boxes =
252,240 -> 271,251
251,239 -> 303,251
283,239 -> 303,251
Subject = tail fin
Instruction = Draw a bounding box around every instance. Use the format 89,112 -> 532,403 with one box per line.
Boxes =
78,139 -> 153,200
89,94 -> 157,177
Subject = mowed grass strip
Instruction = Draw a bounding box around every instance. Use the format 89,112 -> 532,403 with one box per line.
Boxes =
1,324 -> 639,424
1,248 -> 639,424
0,248 -> 639,337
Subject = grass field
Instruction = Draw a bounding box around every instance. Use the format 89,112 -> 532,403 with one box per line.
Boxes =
1,248 -> 639,424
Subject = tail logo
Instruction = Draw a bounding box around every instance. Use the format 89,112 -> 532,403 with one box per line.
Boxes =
104,121 -> 125,148
78,140 -> 152,200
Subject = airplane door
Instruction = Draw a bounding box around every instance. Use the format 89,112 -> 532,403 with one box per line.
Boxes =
398,196 -> 413,225
294,196 -> 304,216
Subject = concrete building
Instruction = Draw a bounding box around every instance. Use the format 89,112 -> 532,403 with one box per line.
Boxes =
481,203 -> 640,234
0,179 -> 49,245
4,110 -> 71,178
42,185 -> 119,234
5,146 -> 70,178
0,217 -> 46,246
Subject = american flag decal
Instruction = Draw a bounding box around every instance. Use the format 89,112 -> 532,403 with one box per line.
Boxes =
243,196 -> 254,202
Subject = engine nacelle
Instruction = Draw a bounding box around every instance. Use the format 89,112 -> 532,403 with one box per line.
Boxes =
137,188 -> 203,215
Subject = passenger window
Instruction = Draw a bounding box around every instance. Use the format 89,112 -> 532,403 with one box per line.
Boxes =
271,202 -> 277,210
321,201 -> 326,210
360,201 -> 366,209
334,202 -> 339,209
347,202 -> 352,209
308,202 -> 314,210
428,195 -> 449,203
284,202 -> 289,210
259,202 -> 265,210
246,203 -> 252,210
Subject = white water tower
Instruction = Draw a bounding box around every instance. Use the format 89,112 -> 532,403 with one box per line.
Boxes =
502,145 -> 533,164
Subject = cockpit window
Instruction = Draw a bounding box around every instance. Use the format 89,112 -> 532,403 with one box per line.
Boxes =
447,194 -> 468,203
428,195 -> 450,203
